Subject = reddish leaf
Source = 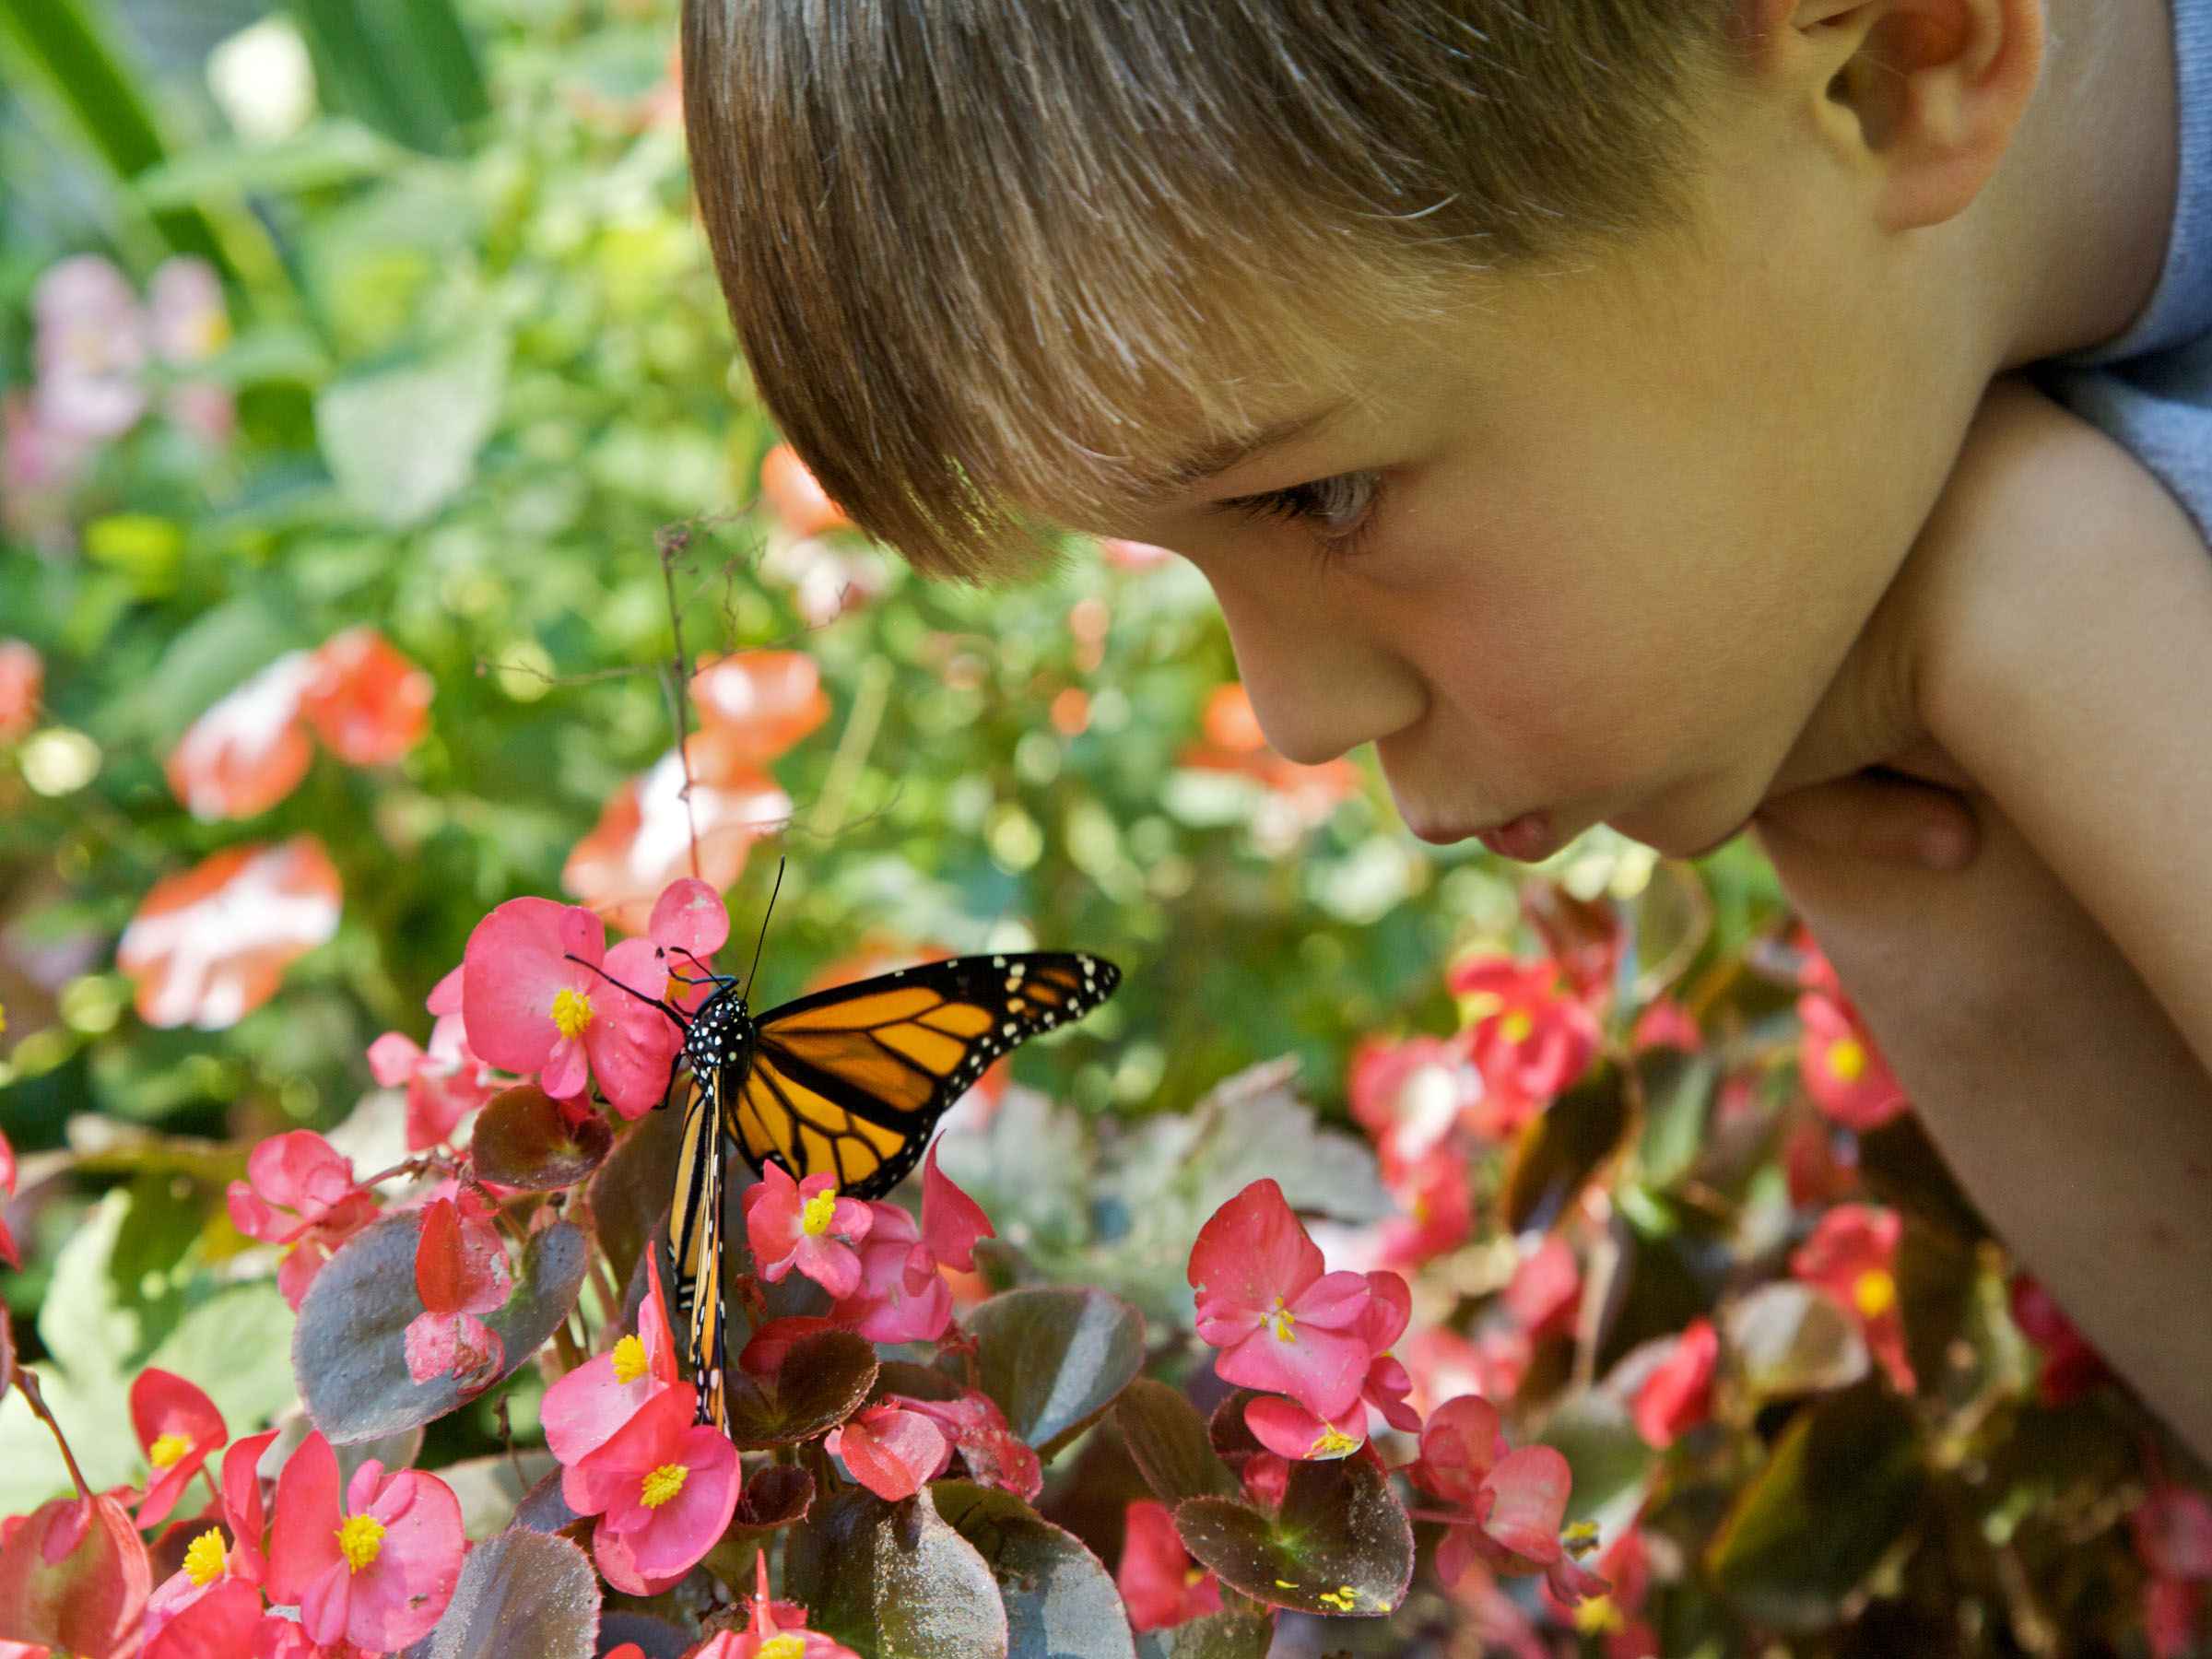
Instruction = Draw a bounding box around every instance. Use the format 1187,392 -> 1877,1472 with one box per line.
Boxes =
471,1085 -> 615,1191
0,1492 -> 150,1657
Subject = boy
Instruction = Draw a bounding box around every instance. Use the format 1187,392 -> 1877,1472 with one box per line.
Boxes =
681,0 -> 2212,1456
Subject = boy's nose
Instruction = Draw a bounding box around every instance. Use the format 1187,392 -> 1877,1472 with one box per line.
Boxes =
1211,580 -> 1424,767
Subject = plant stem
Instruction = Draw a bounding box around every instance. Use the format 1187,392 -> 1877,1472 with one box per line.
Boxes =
17,1369 -> 92,1501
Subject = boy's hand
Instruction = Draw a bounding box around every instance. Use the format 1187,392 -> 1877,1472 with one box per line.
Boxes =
1752,374 -> 2069,871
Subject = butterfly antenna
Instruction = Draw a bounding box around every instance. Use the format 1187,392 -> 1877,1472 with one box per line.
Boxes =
668,945 -> 738,988
562,953 -> 689,1032
740,857 -> 785,1003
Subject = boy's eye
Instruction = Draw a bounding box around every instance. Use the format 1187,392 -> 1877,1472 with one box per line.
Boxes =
1217,470 -> 1385,559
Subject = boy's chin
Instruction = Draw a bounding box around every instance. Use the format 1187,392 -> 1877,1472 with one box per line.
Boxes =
1604,791 -> 1762,862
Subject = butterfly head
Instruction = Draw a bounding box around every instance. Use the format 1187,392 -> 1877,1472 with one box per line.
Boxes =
681,982 -> 752,1073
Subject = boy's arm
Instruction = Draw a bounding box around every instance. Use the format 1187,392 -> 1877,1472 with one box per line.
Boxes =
1907,378 -> 2212,1077
1758,794 -> 2212,1461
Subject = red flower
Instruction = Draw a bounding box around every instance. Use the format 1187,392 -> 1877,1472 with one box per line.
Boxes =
1410,1396 -> 1606,1607
1116,1500 -> 1222,1631
563,1386 -> 740,1589
0,640 -> 41,741
1501,1236 -> 1581,1344
144,1577 -> 262,1659
130,1369 -> 228,1529
758,443 -> 853,539
298,627 -> 431,766
825,1402 -> 951,1501
403,1194 -> 512,1388
1376,1145 -> 1476,1271
1538,1526 -> 1658,1658
2006,1273 -> 2112,1406
118,838 -> 342,1030
265,1432 -> 464,1653
885,1391 -> 1041,1501
562,736 -> 794,935
688,651 -> 831,774
1630,1318 -> 1717,1449
2134,1486 -> 2212,1659
460,897 -> 679,1116
1791,1205 -> 1913,1393
164,652 -> 317,820
1347,1034 -> 1486,1179
367,1013 -> 500,1151
1177,684 -> 1361,849
0,1126 -> 18,1270
1189,1179 -> 1383,1421
1795,993 -> 1907,1130
1448,957 -> 1601,1127
225,1131 -> 379,1310
743,1163 -> 873,1299
1630,998 -> 1701,1053
218,1430 -> 281,1585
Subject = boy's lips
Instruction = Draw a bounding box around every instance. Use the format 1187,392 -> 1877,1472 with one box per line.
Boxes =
1474,811 -> 1561,862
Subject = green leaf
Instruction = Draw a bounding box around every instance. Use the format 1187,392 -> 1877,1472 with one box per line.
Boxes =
586,1105 -> 687,1294
145,1282 -> 300,1438
1721,1282 -> 1869,1402
1704,1382 -> 1926,1630
424,1527 -> 600,1659
1113,1378 -> 1237,1505
1501,1064 -> 1630,1234
721,1330 -> 878,1450
1635,1047 -> 1716,1190
284,0 -> 488,155
132,119 -> 407,209
965,1288 -> 1146,1456
1172,1457 -> 1413,1618
1537,1393 -> 1655,1539
294,1212 -> 587,1443
471,1085 -> 615,1191
314,329 -> 509,527
1132,1612 -> 1276,1658
435,1452 -> 560,1541
786,1486 -> 1011,1658
934,1480 -> 1138,1659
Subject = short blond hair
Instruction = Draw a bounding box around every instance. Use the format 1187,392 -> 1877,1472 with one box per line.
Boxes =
683,1 -> 1744,582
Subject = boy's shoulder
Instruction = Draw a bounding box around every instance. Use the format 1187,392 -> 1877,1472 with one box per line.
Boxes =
2030,0 -> 2212,545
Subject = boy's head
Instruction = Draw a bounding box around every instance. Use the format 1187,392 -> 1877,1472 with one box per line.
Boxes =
684,0 -> 2059,858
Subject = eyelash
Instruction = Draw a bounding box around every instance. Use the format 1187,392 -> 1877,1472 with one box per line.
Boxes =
1220,470 -> 1387,567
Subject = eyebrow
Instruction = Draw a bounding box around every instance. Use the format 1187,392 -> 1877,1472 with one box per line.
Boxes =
1141,399 -> 1351,496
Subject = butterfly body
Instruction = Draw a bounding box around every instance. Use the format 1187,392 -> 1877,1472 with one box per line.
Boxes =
654,947 -> 1120,1434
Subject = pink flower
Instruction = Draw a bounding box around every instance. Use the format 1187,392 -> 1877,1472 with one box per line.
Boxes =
265,1431 -> 464,1653
460,897 -> 680,1115
1449,957 -> 1601,1128
1796,993 -> 1907,1130
143,1578 -> 263,1659
1188,1178 -> 1379,1421
367,1013 -> 500,1150
2007,1274 -> 2112,1406
117,838 -> 342,1031
693,1553 -> 861,1657
827,1201 -> 951,1343
226,1131 -> 379,1310
1116,1500 -> 1221,1631
403,1195 -> 512,1388
130,1369 -> 229,1529
1791,1204 -> 1913,1393
1501,1236 -> 1581,1344
1630,997 -> 1702,1053
1241,1271 -> 1420,1459
32,254 -> 148,440
921,1142 -> 993,1270
2134,1486 -> 2212,1659
1410,1396 -> 1606,1608
1630,1318 -> 1718,1450
1537,1527 -> 1658,1658
825,1403 -> 950,1501
743,1163 -> 873,1299
563,1385 -> 740,1588
0,641 -> 43,743
164,653 -> 317,822
885,1392 -> 1041,1501
544,1250 -> 683,1467
0,1125 -> 18,1271
1376,1144 -> 1476,1271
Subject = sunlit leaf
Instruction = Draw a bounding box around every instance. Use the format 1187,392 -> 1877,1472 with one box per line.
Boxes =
935,1479 -> 1137,1659
1133,1611 -> 1277,1658
424,1527 -> 600,1659
721,1330 -> 877,1450
1723,1283 -> 1870,1402
1172,1456 -> 1412,1618
1114,1378 -> 1237,1505
785,1486 -> 1010,1657
315,330 -> 509,527
964,1287 -> 1145,1455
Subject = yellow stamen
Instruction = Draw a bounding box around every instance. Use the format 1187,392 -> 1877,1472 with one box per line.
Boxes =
758,1639 -> 806,1659
611,1334 -> 649,1385
1574,1594 -> 1625,1634
1853,1269 -> 1897,1319
0,999 -> 8,1035
550,986 -> 594,1039
1183,1567 -> 1209,1587
1308,1427 -> 1361,1458
336,1514 -> 385,1572
640,1463 -> 689,1509
801,1190 -> 838,1237
1317,1585 -> 1360,1612
147,1433 -> 193,1470
183,1528 -> 227,1586
1265,1297 -> 1297,1343
1826,1037 -> 1867,1083
1562,1520 -> 1602,1555
1499,1009 -> 1535,1045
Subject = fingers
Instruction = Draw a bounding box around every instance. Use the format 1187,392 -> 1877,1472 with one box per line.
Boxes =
1753,773 -> 1981,871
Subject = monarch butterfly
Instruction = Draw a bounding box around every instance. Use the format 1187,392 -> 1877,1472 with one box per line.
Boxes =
592,889 -> 1121,1433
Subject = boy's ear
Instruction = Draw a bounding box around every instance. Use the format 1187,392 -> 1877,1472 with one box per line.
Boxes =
1744,0 -> 2044,232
